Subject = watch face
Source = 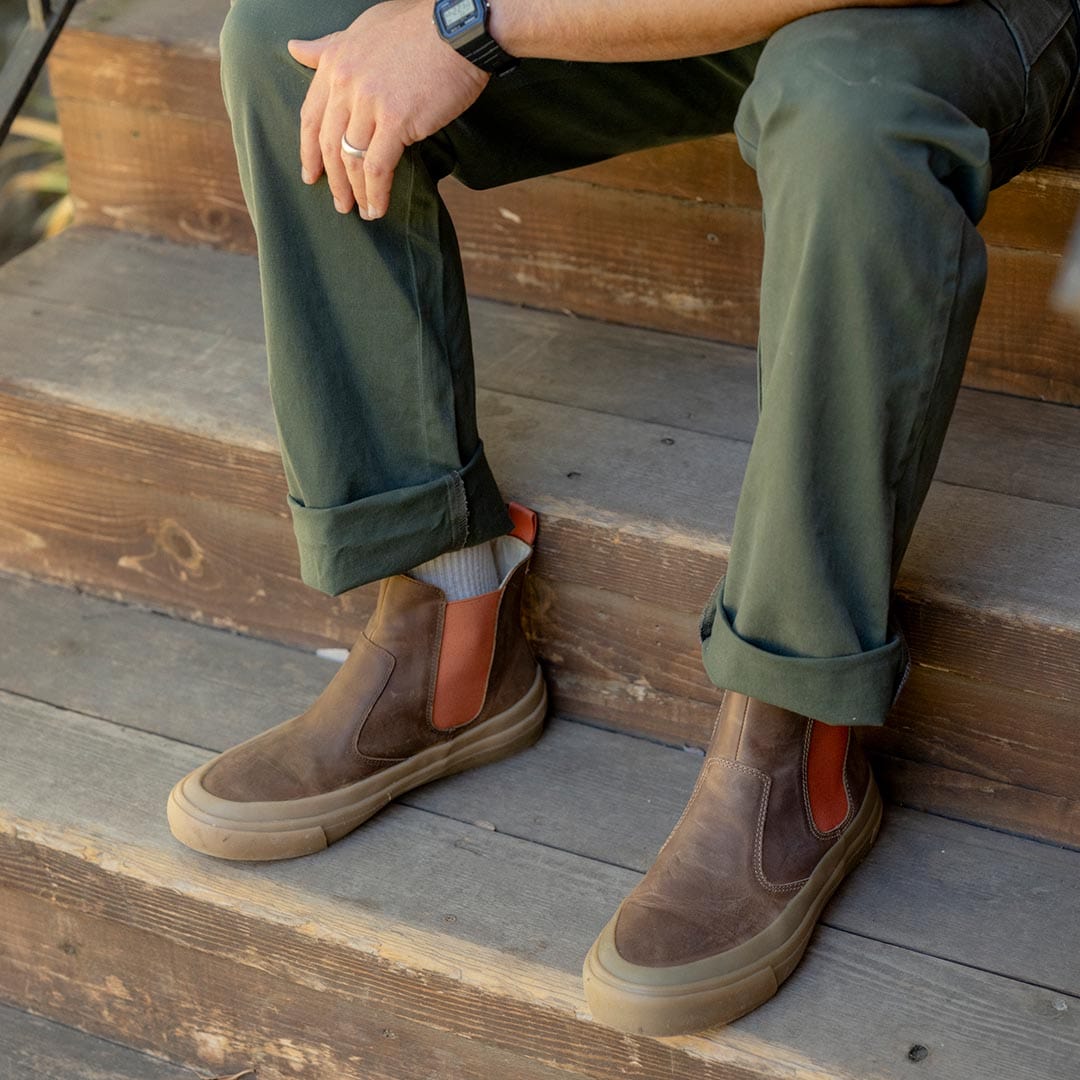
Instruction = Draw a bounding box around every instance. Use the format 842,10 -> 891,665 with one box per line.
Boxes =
435,0 -> 484,40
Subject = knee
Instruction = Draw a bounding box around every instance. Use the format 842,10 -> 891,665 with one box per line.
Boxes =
218,0 -> 299,110
736,15 -> 988,198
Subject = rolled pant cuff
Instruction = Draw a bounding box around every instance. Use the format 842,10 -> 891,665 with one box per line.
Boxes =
699,578 -> 908,727
286,441 -> 513,596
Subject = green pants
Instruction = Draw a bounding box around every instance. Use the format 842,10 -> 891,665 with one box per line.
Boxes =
218,0 -> 1078,725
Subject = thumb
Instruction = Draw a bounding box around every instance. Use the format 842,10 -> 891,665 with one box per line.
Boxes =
287,31 -> 339,68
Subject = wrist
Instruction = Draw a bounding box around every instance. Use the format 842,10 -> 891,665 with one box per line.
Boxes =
484,0 -> 530,59
433,0 -> 521,75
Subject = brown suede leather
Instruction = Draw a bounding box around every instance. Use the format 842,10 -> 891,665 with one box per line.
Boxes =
201,550 -> 537,803
613,691 -> 872,967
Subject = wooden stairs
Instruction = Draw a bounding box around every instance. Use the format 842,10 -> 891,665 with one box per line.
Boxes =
0,0 -> 1078,1076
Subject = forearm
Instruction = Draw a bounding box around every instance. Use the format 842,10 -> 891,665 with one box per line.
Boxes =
488,0 -> 956,63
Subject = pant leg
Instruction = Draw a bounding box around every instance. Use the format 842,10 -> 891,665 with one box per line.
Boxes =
219,0 -> 517,595
219,0 -> 760,595
700,0 -> 1079,725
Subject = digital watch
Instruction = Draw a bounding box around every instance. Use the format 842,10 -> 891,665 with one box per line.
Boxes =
433,0 -> 519,77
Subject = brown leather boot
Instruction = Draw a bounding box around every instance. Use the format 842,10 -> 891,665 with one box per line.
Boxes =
582,690 -> 882,1035
167,503 -> 547,861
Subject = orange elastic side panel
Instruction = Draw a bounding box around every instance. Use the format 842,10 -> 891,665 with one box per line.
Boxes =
507,501 -> 538,546
431,591 -> 502,731
806,721 -> 851,833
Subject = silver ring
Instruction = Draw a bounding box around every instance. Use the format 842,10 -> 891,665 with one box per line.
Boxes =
340,133 -> 367,158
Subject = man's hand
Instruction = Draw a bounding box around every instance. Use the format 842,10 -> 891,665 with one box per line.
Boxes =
287,0 -> 489,221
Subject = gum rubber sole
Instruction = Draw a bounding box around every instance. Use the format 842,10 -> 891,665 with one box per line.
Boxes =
581,778 -> 884,1036
167,667 -> 547,861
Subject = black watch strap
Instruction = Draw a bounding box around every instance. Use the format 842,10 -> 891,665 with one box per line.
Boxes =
461,32 -> 518,76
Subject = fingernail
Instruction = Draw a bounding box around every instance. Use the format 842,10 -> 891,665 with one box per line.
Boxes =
367,205 -> 378,220
302,167 -> 313,184
334,197 -> 348,213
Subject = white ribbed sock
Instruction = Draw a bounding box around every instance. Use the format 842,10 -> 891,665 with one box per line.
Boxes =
408,540 -> 499,601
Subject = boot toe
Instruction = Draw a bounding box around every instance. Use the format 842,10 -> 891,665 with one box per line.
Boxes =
614,895 -> 721,968
199,741 -> 312,802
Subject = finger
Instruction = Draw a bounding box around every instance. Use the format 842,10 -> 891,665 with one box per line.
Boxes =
286,32 -> 339,70
360,127 -> 405,221
298,75 -> 330,185
321,101 -> 359,213
340,116 -> 378,217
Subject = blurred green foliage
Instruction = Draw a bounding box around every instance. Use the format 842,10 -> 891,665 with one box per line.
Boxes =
1,0 -> 72,265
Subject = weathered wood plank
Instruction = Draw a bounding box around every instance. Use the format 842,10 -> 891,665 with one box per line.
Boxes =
0,1003 -> 201,1080
566,140 -> 1080,258
0,883 -> 593,1080
6,228 -> 1079,510
442,175 -> 1080,405
1,231 -> 1078,641
1,238 -> 1079,845
3,691 -> 1080,1079
0,695 -> 864,1080
876,663 -> 1080,802
2,571 -> 1079,996
50,11 -> 1080,260
3,368 -> 1078,699
874,752 -> 1080,854
47,21 -> 1080,404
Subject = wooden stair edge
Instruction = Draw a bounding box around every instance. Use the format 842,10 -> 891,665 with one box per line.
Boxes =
11,813 -> 1076,1080
2,321 -> 1078,688
0,230 -> 1076,649
2,628 -> 1078,1080
0,1002 -> 204,1080
49,0 -> 1080,252
6,432 -> 1075,843
44,0 -> 1080,407
1,228 -> 1078,845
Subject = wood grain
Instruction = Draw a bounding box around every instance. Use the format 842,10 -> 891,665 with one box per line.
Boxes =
5,228 -> 1079,512
3,380 -> 1078,698
0,882 -> 597,1080
9,567 -> 1078,853
46,17 -> 1080,405
4,228 -> 1078,640
873,751 -> 1080,853
2,691 -> 1079,1079
0,1002 -> 201,1080
0,698 -> 840,1080
2,569 -> 1078,995
1,229 -> 1079,841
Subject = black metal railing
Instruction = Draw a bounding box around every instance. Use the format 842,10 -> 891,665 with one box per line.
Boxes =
0,0 -> 79,145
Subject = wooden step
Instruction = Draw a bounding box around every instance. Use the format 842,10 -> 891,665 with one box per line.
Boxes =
45,0 -> 1080,405
2,571 -> 1078,1080
0,1002 -> 204,1080
1,226 -> 1079,848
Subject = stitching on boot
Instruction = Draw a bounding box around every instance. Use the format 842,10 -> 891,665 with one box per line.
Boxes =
751,760 -> 807,894
351,633 -> 397,754
460,577 -> 507,730
424,602 -> 447,730
650,747 -> 759,862
356,750 -> 410,767
800,719 -> 819,839
839,733 -> 855,831
707,691 -> 727,749
651,698 -> 727,861
801,720 -> 831,841
704,756 -> 803,894
801,719 -> 854,841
